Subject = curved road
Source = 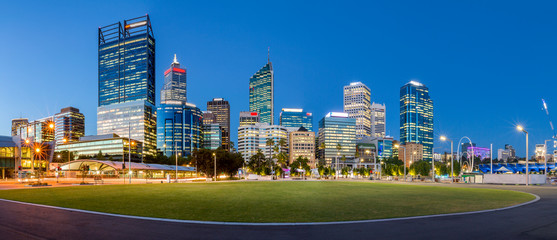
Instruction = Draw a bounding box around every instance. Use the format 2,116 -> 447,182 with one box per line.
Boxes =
0,184 -> 555,240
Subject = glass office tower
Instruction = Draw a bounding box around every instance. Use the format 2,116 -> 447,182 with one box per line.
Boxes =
249,59 -> 274,125
157,101 -> 203,157
54,107 -> 85,145
317,112 -> 356,166
279,108 -> 313,132
97,15 -> 157,156
207,98 -> 230,151
161,54 -> 187,103
344,82 -> 371,139
400,81 -> 434,161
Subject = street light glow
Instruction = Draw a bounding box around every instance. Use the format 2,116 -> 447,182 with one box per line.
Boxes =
35,148 -> 40,153
440,136 -> 447,141
516,125 -> 524,132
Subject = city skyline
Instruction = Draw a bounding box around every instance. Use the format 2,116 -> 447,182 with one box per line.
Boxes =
2,1 -> 557,157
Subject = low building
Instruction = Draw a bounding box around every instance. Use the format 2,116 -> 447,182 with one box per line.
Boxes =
288,127 -> 315,167
239,111 -> 259,126
401,142 -> 423,167
237,123 -> 288,161
56,134 -> 142,162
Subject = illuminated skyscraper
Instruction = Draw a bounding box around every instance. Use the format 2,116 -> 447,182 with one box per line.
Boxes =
317,112 -> 356,166
400,81 -> 434,161
97,15 -> 157,156
343,82 -> 371,139
249,56 -> 273,125
157,101 -> 203,157
161,54 -> 187,103
370,103 -> 386,138
279,108 -> 313,131
207,98 -> 230,150
54,107 -> 85,145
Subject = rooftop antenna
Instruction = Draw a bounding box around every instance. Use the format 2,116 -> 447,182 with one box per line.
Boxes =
267,47 -> 270,63
173,54 -> 179,64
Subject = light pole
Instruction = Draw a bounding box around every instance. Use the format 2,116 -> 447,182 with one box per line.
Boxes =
516,125 -> 529,186
395,144 -> 406,181
440,136 -> 454,182
213,152 -> 217,182
431,147 -> 439,183
544,139 -> 552,178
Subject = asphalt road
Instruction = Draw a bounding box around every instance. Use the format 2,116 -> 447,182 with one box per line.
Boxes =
0,184 -> 555,240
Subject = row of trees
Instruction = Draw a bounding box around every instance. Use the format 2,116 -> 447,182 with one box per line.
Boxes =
381,156 -> 462,177
189,148 -> 244,178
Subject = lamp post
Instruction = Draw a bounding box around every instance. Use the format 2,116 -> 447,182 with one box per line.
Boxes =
213,152 -> 217,182
395,144 -> 406,181
544,139 -> 552,178
516,125 -> 529,186
440,136 -> 454,183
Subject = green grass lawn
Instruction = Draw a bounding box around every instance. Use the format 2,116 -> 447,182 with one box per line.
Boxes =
0,181 -> 534,222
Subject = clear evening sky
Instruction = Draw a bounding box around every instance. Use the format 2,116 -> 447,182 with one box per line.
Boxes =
1,0 -> 556,157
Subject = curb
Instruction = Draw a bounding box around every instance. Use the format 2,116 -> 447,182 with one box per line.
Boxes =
0,191 -> 540,226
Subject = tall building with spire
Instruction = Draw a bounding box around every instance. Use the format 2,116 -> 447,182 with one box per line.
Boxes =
161,54 -> 187,103
97,15 -> 157,156
400,80 -> 434,161
249,50 -> 274,125
343,82 -> 371,139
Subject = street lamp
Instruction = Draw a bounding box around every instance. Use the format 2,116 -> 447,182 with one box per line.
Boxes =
440,136 -> 454,183
544,139 -> 552,178
516,125 -> 529,186
213,152 -> 217,182
394,144 -> 406,181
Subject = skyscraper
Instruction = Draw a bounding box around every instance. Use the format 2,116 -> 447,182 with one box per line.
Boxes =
11,118 -> 28,136
400,80 -> 434,161
249,56 -> 273,125
318,112 -> 356,166
207,98 -> 230,150
157,101 -> 203,157
370,103 -> 386,138
54,107 -> 85,145
97,15 -> 157,156
279,108 -> 313,131
344,82 -> 371,139
161,54 -> 187,103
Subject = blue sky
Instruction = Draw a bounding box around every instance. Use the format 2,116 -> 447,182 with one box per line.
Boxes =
1,0 -> 557,157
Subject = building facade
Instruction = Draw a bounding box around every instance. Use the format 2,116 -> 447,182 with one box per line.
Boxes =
400,81 -> 433,161
237,123 -> 288,161
370,103 -> 386,138
401,142 -> 423,167
56,134 -> 142,162
249,60 -> 274,125
54,107 -> 85,146
11,119 -> 28,136
288,127 -> 316,167
18,116 -> 55,143
97,15 -> 157,156
156,102 -> 203,157
207,98 -> 230,150
161,54 -> 187,103
203,111 -> 217,125
317,112 -> 357,166
344,82 -> 371,139
203,124 -> 222,150
239,111 -> 259,126
279,108 -> 313,132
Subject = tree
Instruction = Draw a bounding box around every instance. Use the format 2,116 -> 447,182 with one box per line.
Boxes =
214,149 -> 244,178
291,156 -> 310,177
247,149 -> 268,175
410,161 -> 430,176
191,148 -> 216,178
266,138 -> 275,162
95,151 -> 105,160
80,164 -> 90,184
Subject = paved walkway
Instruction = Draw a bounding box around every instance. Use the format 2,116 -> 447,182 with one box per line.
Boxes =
0,182 -> 555,240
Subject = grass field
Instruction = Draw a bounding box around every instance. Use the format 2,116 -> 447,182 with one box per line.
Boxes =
0,181 -> 534,222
